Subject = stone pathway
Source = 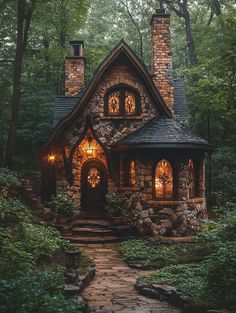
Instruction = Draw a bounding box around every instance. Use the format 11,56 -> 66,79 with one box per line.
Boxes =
77,243 -> 180,313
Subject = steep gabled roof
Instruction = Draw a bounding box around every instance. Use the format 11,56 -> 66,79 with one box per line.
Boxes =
53,95 -> 81,128
112,116 -> 212,150
42,40 -> 172,150
173,79 -> 189,122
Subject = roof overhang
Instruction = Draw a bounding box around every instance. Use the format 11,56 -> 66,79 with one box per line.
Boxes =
111,143 -> 214,152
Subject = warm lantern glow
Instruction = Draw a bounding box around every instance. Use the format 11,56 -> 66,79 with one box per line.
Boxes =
108,91 -> 119,114
87,167 -> 100,188
129,160 -> 136,186
48,154 -> 55,164
85,144 -> 95,156
125,91 -> 136,115
155,159 -> 173,198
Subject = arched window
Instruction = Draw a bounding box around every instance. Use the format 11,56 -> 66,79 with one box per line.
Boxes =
155,159 -> 173,198
188,159 -> 197,198
108,91 -> 119,115
105,85 -> 141,116
129,160 -> 136,187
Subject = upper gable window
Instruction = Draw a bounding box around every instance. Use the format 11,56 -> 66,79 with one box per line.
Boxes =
108,91 -> 120,115
105,84 -> 141,117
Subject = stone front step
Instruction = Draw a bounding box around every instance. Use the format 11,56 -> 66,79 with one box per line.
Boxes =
63,218 -> 120,244
72,226 -> 115,237
73,218 -> 112,229
63,235 -> 120,244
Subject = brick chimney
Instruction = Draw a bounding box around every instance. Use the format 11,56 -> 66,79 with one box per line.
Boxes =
151,8 -> 174,110
65,40 -> 85,96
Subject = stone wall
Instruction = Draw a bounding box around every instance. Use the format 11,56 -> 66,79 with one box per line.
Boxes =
119,157 -> 207,236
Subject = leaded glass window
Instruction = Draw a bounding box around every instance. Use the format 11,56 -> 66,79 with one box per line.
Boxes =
125,92 -> 136,115
129,160 -> 136,186
87,167 -> 100,188
108,91 -> 119,115
105,85 -> 140,116
155,160 -> 173,198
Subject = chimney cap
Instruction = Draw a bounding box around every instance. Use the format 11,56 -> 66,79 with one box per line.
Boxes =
150,9 -> 170,24
156,8 -> 166,14
69,40 -> 84,47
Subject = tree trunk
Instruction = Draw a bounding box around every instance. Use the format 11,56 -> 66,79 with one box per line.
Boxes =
213,0 -> 222,16
5,0 -> 34,168
182,5 -> 197,66
163,0 -> 197,66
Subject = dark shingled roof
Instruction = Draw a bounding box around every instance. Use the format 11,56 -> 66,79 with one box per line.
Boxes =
114,116 -> 210,149
173,79 -> 189,121
52,89 -> 85,127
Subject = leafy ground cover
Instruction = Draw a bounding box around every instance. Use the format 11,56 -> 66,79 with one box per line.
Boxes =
132,207 -> 236,312
120,239 -> 175,268
120,239 -> 208,269
0,168 -> 84,313
137,263 -> 207,300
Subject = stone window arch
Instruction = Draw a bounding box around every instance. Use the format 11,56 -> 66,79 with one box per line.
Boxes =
104,84 -> 141,116
154,159 -> 173,199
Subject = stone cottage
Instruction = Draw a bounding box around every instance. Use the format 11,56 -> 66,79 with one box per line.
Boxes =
41,8 -> 212,236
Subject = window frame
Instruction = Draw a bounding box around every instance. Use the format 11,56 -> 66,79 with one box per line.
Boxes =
188,158 -> 200,198
104,84 -> 141,117
153,159 -> 177,201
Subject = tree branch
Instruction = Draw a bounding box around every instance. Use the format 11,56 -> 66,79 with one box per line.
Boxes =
119,0 -> 144,59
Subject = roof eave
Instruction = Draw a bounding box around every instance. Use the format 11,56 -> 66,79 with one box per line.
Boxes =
111,143 -> 214,152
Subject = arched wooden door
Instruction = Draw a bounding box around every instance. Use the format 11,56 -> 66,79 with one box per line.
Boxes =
81,159 -> 107,217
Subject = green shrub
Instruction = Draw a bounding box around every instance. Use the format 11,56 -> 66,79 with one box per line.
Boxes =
105,193 -> 128,217
48,193 -> 79,218
18,223 -> 69,259
120,240 -> 175,266
0,223 -> 69,278
0,168 -> 20,194
197,205 -> 236,243
204,242 -> 236,306
0,228 -> 35,278
138,263 -> 207,300
0,196 -> 32,225
0,271 -> 82,313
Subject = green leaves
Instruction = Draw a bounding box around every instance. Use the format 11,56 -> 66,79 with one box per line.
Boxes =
0,196 -> 32,224
138,263 -> 207,300
105,193 -> 128,217
120,239 -> 175,264
18,222 -> 68,258
0,271 -> 82,313
0,168 -> 20,194
48,193 -> 79,218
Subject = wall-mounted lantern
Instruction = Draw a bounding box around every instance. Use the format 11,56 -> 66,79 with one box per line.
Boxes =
86,142 -> 95,156
48,153 -> 55,164
85,133 -> 96,157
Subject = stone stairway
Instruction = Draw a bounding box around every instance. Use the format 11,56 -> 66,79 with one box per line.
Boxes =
63,218 -> 120,244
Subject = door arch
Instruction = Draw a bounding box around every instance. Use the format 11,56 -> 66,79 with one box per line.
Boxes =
81,159 -> 107,217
